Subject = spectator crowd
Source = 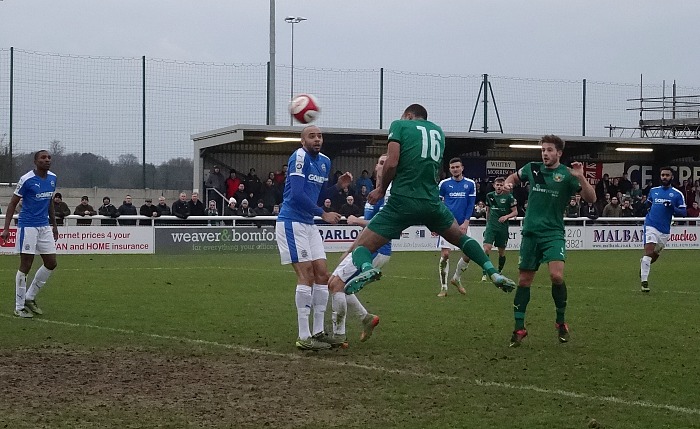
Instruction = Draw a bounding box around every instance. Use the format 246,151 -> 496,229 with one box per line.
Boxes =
8,164 -> 700,227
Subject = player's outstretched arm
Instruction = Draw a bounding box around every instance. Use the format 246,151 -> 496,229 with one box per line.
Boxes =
503,172 -> 520,192
347,215 -> 368,227
569,162 -> 596,203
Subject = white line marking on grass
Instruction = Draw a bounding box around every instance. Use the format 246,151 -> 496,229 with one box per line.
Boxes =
475,380 -> 700,416
0,313 -> 455,382
2,313 -> 699,416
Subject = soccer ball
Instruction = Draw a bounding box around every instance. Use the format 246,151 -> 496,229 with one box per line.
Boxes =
289,94 -> 320,124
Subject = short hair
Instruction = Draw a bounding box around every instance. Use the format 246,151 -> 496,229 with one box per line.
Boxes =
540,134 -> 565,151
404,104 -> 428,119
448,157 -> 462,165
54,192 -> 62,199
34,150 -> 49,160
660,166 -> 675,176
301,125 -> 321,138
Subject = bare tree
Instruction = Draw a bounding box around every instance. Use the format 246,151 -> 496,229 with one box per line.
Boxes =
49,139 -> 65,156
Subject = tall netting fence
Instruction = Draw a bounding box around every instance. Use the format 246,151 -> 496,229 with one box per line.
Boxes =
6,50 -> 143,162
276,65 -> 381,129
2,48 -> 699,187
146,58 -> 268,163
0,49 -> 10,180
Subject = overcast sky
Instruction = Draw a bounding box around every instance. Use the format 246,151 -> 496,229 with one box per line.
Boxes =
1,0 -> 698,86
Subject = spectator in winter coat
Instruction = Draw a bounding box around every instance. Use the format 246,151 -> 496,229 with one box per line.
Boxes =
98,196 -> 119,226
117,195 -> 138,226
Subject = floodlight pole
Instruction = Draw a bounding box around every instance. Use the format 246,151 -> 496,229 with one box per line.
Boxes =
268,0 -> 276,125
285,16 -> 307,125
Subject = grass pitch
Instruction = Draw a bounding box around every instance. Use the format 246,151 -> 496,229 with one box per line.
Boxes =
1,250 -> 699,428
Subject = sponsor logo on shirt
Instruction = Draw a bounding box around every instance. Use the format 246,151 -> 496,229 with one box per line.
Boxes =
308,174 -> 327,184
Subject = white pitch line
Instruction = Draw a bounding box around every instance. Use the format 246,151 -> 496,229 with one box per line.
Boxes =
0,313 -> 455,382
1,313 -> 699,416
475,380 -> 700,416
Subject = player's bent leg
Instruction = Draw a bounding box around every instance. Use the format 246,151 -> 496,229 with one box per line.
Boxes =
346,229 -> 387,295
440,223 -> 493,272
440,222 -> 515,292
360,313 -> 380,342
481,243 -> 492,281
450,256 -> 468,295
333,253 -> 379,342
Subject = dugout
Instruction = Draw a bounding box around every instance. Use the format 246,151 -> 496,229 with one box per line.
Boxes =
191,124 -> 700,188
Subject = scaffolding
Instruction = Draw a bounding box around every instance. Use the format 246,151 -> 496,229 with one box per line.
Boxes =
623,80 -> 700,139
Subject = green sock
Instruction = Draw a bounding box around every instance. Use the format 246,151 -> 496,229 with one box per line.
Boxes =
351,246 -> 373,272
513,286 -> 530,330
498,255 -> 506,272
551,282 -> 567,324
459,235 -> 496,275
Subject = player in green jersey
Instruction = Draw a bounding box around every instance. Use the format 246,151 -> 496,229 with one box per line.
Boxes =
480,177 -> 519,281
342,104 -> 516,295
503,135 -> 596,347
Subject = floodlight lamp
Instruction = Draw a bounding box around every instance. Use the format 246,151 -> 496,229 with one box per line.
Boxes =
509,144 -> 542,149
615,147 -> 653,153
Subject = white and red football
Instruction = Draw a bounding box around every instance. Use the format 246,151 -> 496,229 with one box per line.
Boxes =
289,94 -> 320,124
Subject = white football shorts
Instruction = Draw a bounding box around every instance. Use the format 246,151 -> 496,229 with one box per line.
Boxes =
437,233 -> 469,251
332,252 -> 390,283
276,220 -> 326,265
643,225 -> 668,253
15,226 -> 57,255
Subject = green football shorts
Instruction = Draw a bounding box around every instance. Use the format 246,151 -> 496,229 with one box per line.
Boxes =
367,195 -> 454,240
483,226 -> 509,248
518,235 -> 566,271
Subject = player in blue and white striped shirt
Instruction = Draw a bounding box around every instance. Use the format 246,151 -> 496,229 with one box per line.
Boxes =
436,158 -> 476,296
640,166 -> 687,293
275,125 -> 353,351
0,150 -> 59,318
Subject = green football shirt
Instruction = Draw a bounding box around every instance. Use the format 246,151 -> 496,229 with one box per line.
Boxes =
485,190 -> 516,230
519,162 -> 580,238
386,119 -> 445,200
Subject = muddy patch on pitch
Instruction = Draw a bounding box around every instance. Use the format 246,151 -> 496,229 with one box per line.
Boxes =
0,345 -> 393,428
